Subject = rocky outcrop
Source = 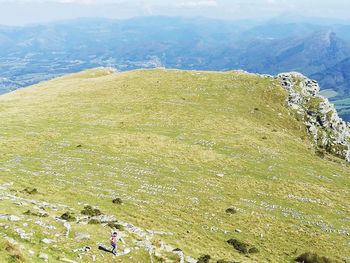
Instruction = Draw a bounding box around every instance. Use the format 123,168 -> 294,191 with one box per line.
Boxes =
277,72 -> 350,162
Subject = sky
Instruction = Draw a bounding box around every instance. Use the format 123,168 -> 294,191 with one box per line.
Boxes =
0,0 -> 349,26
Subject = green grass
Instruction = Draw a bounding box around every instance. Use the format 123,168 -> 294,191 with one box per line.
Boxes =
0,68 -> 349,262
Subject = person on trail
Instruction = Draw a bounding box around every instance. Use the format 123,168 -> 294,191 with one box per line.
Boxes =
110,232 -> 118,255
110,231 -> 126,255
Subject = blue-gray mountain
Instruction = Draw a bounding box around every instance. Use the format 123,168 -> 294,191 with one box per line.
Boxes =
1,16 -> 350,119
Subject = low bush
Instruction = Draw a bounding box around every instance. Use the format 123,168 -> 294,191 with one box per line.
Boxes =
225,207 -> 237,214
23,210 -> 48,217
107,221 -> 124,230
295,252 -> 334,263
22,188 -> 38,195
114,224 -> 125,230
112,198 -> 123,205
198,255 -> 211,263
81,205 -> 102,216
4,241 -> 25,262
60,212 -> 76,222
316,149 -> 325,158
88,219 -> 100,224
227,239 -> 258,254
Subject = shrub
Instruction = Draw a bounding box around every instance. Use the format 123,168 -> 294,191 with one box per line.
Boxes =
295,252 -> 334,263
154,255 -> 166,262
107,221 -> 115,228
227,239 -> 258,254
60,212 -> 76,222
81,205 -> 102,216
107,221 -> 124,230
114,224 -> 124,231
316,149 -> 325,158
227,239 -> 249,254
23,188 -> 38,195
5,242 -> 16,253
23,210 -> 33,216
198,255 -> 211,263
112,198 -> 123,205
88,219 -> 100,224
23,210 -> 48,217
4,241 -> 25,262
225,207 -> 237,214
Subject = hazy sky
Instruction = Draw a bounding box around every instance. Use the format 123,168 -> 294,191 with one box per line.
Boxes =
0,0 -> 349,25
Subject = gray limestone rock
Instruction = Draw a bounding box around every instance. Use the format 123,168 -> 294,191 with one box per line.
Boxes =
276,73 -> 350,162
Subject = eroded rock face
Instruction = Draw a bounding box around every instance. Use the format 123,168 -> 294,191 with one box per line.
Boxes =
276,72 -> 350,162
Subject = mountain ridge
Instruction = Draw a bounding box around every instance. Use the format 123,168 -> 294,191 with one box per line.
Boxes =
0,68 -> 349,262
1,16 -> 350,121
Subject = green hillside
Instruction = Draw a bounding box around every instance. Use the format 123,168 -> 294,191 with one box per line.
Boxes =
0,68 -> 349,263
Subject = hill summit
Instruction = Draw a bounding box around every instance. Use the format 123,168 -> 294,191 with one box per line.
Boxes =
0,68 -> 349,262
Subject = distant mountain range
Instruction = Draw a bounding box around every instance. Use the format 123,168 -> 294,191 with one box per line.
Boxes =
1,16 -> 350,119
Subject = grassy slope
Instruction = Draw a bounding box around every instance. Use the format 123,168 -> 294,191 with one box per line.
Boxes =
0,68 -> 349,262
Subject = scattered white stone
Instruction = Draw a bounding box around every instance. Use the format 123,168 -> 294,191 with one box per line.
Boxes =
90,215 -> 115,223
8,215 -> 21,222
38,253 -> 49,261
59,258 -> 78,263
235,229 -> 242,233
186,256 -> 197,263
64,222 -> 71,238
216,173 -> 224,177
15,227 -> 33,239
41,238 -> 55,244
0,214 -> 8,220
35,220 -> 56,230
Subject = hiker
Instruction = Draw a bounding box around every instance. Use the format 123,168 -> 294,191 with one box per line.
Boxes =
110,232 -> 118,254
110,231 -> 125,255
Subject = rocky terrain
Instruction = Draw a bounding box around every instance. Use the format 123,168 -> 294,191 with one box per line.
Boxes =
277,72 -> 350,161
0,68 -> 349,262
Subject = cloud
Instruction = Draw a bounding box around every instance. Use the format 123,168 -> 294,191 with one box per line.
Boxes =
0,0 -> 127,4
176,0 -> 218,8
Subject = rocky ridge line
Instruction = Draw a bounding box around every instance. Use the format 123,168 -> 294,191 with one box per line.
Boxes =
276,72 -> 350,162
